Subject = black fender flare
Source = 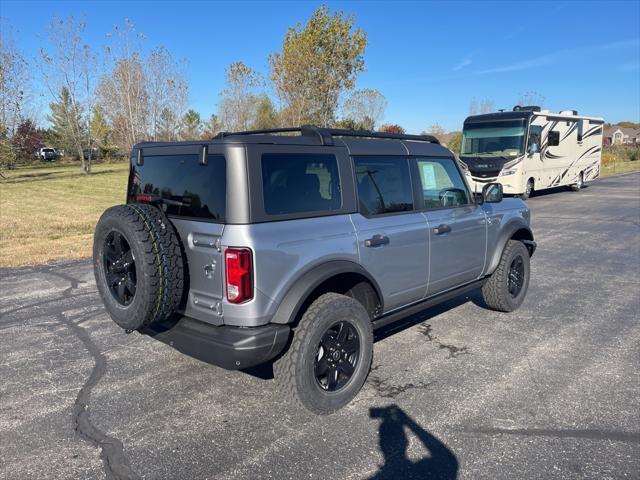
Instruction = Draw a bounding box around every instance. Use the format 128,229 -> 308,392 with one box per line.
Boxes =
486,221 -> 536,275
270,260 -> 383,324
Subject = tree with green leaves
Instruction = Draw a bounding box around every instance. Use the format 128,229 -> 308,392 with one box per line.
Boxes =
253,95 -> 278,130
90,105 -> 114,157
334,117 -> 368,131
47,87 -> 82,155
181,109 -> 202,140
447,132 -> 463,154
270,5 -> 367,127
202,114 -> 222,139
342,88 -> 386,131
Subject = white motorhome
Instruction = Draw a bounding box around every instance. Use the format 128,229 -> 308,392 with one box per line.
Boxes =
459,106 -> 604,198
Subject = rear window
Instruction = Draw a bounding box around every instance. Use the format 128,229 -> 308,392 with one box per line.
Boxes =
262,153 -> 341,215
129,154 -> 226,222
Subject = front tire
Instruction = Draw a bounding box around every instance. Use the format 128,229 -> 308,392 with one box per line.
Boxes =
274,293 -> 373,415
482,240 -> 530,312
520,178 -> 534,200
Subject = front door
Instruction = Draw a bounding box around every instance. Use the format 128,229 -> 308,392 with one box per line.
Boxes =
416,157 -> 487,296
350,156 -> 429,312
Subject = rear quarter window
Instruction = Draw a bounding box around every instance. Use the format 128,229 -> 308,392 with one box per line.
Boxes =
128,154 -> 226,222
261,153 -> 341,215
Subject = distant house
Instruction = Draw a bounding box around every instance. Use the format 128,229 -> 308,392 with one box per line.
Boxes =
604,126 -> 640,145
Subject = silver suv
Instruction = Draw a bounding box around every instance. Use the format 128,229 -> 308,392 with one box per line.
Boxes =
93,126 -> 536,414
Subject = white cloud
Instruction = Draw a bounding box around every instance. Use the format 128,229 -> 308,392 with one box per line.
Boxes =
452,56 -> 472,71
475,38 -> 639,75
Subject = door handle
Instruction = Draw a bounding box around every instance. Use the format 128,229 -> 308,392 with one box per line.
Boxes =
433,224 -> 452,235
364,234 -> 390,248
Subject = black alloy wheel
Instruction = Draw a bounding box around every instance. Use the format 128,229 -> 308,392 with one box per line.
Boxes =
315,321 -> 360,391
103,230 -> 136,306
507,255 -> 525,298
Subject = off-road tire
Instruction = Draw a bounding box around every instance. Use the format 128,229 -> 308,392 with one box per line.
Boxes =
273,293 -> 373,415
93,203 -> 184,331
482,240 -> 530,312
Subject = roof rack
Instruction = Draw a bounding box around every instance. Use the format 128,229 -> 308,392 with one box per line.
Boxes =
213,125 -> 440,145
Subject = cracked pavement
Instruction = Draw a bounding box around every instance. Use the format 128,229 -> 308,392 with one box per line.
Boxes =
1,173 -> 639,479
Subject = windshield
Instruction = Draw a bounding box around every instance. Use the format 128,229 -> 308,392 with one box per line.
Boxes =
462,123 -> 526,157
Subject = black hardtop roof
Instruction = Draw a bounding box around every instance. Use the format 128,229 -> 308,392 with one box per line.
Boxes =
464,110 -> 534,125
134,126 -> 454,158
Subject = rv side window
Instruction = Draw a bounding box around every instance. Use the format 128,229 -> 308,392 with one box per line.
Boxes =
577,120 -> 584,142
548,131 -> 560,147
528,126 -> 542,148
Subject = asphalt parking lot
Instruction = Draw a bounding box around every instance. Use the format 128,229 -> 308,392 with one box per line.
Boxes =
1,172 -> 639,480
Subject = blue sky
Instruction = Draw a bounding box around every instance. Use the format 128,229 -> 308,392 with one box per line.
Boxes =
2,0 -> 639,132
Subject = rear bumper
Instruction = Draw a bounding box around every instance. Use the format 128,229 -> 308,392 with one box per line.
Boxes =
143,317 -> 291,370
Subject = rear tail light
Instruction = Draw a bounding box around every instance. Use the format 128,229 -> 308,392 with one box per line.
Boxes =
225,248 -> 253,303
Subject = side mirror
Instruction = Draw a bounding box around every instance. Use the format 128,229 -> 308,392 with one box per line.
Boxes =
528,143 -> 539,154
482,183 -> 503,203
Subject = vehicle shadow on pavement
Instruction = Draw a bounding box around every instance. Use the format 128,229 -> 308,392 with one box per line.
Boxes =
368,405 -> 458,479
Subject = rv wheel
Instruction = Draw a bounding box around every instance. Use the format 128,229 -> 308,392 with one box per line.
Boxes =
571,173 -> 583,191
521,179 -> 534,200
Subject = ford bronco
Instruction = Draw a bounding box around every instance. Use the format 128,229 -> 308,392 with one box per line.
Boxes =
93,126 -> 535,414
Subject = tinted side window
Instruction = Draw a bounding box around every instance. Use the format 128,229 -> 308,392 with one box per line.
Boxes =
262,153 -> 341,215
548,130 -> 560,146
354,157 -> 413,215
417,158 -> 470,208
129,154 -> 227,222
577,120 -> 584,142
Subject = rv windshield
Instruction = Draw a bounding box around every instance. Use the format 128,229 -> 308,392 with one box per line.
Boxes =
461,123 -> 526,157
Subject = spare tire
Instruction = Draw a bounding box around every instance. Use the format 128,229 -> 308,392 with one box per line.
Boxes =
93,203 -> 185,331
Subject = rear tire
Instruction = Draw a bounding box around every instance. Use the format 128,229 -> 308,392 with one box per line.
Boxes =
482,240 -> 530,312
274,293 -> 373,415
93,204 -> 184,331
570,172 -> 583,191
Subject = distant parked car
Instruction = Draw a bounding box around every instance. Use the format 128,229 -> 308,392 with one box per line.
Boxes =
37,148 -> 57,161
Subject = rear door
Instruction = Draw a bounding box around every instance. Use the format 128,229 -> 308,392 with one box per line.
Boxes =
128,145 -> 227,325
350,156 -> 429,311
416,157 -> 487,296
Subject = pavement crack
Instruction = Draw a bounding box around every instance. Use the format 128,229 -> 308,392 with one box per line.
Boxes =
418,323 -> 471,358
367,365 -> 434,399
55,310 -> 139,480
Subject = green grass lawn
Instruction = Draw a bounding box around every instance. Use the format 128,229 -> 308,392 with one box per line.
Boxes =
0,162 -> 129,267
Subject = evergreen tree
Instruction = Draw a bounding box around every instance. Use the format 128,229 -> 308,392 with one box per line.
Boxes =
253,95 -> 278,130
181,109 -> 202,140
47,87 -> 83,156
